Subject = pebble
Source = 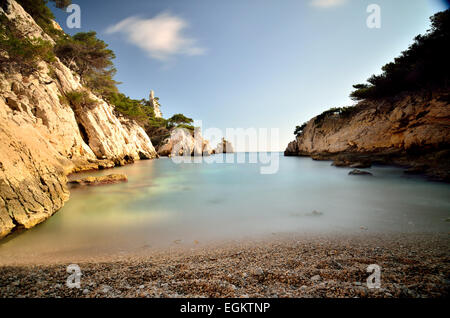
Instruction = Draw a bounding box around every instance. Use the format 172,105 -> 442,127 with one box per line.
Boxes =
254,268 -> 264,276
101,285 -> 112,294
0,233 -> 447,299
311,275 -> 322,282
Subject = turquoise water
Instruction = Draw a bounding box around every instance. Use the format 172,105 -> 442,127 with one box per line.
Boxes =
1,154 -> 449,263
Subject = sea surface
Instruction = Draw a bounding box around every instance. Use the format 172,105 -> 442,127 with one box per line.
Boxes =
1,153 -> 449,263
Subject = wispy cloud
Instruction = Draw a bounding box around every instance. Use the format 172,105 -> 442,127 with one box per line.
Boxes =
105,12 -> 205,61
310,0 -> 348,8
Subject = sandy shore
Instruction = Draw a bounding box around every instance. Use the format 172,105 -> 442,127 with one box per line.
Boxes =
0,233 -> 448,298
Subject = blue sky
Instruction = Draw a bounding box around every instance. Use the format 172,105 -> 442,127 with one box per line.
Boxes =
52,0 -> 448,151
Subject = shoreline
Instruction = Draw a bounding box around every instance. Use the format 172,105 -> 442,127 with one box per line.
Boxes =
283,150 -> 450,183
1,233 -> 448,298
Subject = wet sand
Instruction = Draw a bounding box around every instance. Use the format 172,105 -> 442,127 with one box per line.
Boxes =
0,233 -> 448,298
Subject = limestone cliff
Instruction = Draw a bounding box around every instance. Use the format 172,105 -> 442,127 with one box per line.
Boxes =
0,0 -> 157,239
214,138 -> 235,154
157,127 -> 213,157
285,91 -> 450,181
149,90 -> 162,119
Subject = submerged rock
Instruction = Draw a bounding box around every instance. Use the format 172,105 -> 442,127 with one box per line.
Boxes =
404,164 -> 428,175
69,174 -> 128,187
349,162 -> 372,169
349,169 -> 373,176
331,157 -> 372,169
306,210 -> 324,217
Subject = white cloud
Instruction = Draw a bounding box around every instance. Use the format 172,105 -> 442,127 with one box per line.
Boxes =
310,0 -> 348,8
105,12 -> 205,61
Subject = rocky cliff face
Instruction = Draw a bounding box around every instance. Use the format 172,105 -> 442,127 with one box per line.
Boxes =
214,139 -> 235,154
157,128 -> 213,157
149,90 -> 162,119
285,91 -> 450,180
0,0 -> 157,239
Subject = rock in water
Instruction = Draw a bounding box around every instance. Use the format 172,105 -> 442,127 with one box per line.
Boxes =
157,127 -> 212,157
404,164 -> 428,175
349,169 -> 373,176
69,174 -> 128,186
349,162 -> 372,169
306,210 -> 323,216
214,138 -> 235,154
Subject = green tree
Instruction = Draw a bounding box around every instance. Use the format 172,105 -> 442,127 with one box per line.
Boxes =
107,93 -> 152,122
351,9 -> 450,100
16,0 -> 71,38
55,32 -> 118,97
294,123 -> 307,137
168,114 -> 193,125
51,0 -> 71,8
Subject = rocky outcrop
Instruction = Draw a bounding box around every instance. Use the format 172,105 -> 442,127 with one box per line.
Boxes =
214,138 -> 235,154
149,90 -> 162,119
157,127 -> 213,157
0,0 -> 157,239
69,174 -> 128,187
0,113 -> 70,238
71,93 -> 158,164
285,91 -> 450,181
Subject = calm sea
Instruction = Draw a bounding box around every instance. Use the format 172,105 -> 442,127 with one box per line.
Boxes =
1,153 -> 449,263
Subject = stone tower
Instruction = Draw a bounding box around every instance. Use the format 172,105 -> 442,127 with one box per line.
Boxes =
150,90 -> 162,118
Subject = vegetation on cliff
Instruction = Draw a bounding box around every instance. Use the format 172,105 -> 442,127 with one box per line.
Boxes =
167,114 -> 194,130
294,123 -> 307,137
55,31 -> 118,96
313,106 -> 360,127
351,10 -> 450,101
293,106 -> 359,136
292,10 -> 450,137
0,14 -> 55,74
60,89 -> 97,113
16,0 -> 71,39
4,0 -> 196,136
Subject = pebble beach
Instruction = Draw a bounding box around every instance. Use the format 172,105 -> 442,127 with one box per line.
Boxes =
0,233 -> 448,298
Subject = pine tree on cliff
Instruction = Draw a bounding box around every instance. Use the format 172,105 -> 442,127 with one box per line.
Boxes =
351,9 -> 450,100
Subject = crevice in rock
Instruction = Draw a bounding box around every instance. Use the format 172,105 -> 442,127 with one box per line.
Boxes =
77,122 -> 90,146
